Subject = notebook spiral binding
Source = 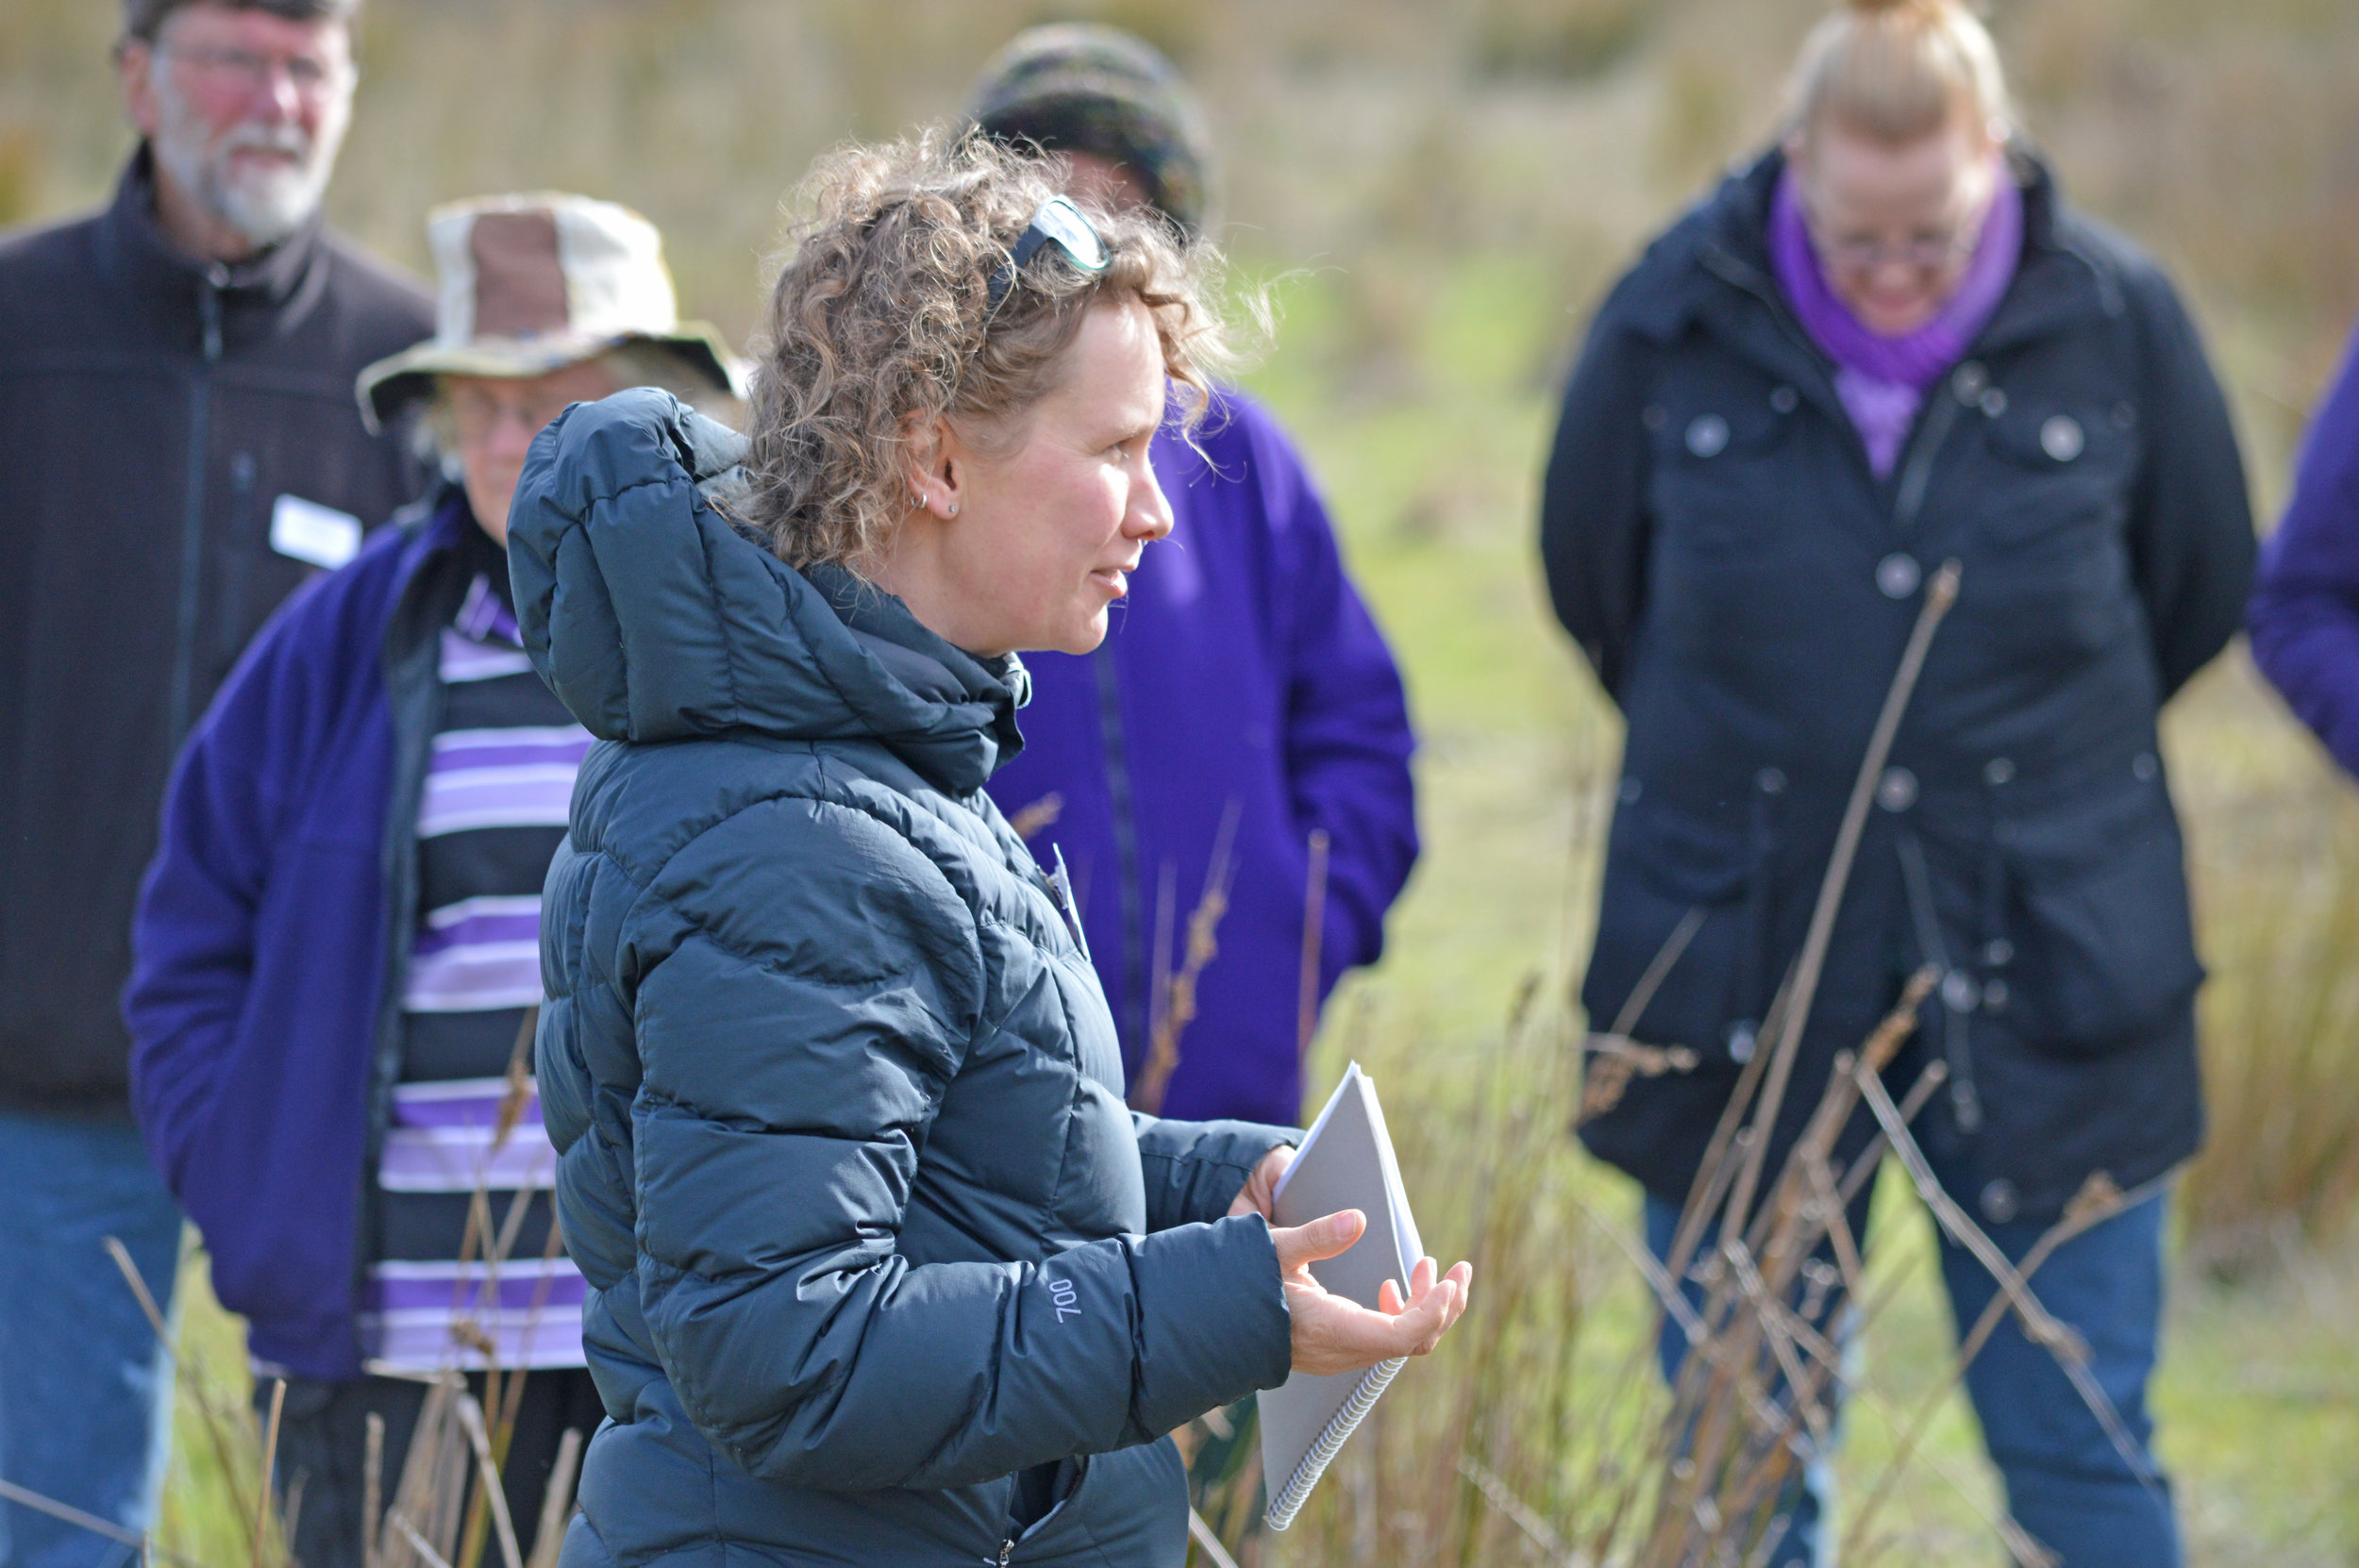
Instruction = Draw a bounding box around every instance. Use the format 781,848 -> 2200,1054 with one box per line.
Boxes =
1263,1357 -> 1407,1530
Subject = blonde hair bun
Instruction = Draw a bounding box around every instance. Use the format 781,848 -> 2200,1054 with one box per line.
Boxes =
1790,0 -> 2010,145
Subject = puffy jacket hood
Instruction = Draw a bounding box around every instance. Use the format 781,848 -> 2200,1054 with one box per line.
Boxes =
508,387 -> 1027,795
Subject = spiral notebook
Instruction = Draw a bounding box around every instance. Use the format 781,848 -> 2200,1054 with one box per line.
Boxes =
1259,1062 -> 1425,1530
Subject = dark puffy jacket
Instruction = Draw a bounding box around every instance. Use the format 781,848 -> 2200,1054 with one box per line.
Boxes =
510,392 -> 1297,1566
1542,150 -> 2253,1226
1,149 -> 431,1113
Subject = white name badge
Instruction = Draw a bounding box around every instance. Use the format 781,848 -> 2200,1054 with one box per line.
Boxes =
270,493 -> 363,570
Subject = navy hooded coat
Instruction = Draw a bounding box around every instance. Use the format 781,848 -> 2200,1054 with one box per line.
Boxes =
1543,151 -> 2254,1228
510,391 -> 1297,1565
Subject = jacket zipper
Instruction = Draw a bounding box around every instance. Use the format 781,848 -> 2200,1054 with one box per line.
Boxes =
1893,383 -> 1964,531
165,266 -> 226,745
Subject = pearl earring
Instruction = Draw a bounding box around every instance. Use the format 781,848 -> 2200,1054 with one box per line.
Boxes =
948,503 -> 959,517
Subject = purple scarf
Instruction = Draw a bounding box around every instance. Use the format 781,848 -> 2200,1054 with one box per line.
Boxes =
1769,159 -> 2023,477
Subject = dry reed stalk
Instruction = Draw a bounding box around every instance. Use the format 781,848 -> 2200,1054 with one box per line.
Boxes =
453,1394 -> 525,1568
1129,797 -> 1242,1113
1007,792 -> 1063,842
0,1478 -> 221,1568
1719,559 -> 1961,1249
1841,1166 -> 2155,1559
1297,827 -> 1330,1062
1185,1509 -> 1243,1568
1512,945 -> 2148,1568
252,1379 -> 285,1568
525,1428 -> 584,1568
108,1236 -> 268,1566
364,1413 -> 386,1568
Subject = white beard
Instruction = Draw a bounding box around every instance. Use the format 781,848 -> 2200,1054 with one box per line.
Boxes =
149,63 -> 350,250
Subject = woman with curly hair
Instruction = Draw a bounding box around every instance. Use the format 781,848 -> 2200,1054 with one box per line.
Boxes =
508,134 -> 1470,1564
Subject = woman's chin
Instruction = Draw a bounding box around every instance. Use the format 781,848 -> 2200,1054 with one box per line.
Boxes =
1857,300 -> 1938,336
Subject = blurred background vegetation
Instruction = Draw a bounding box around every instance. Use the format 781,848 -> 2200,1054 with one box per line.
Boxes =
7,0 -> 2359,1560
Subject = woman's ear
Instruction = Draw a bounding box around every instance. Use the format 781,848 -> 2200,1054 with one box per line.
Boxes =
1782,125 -> 1813,182
903,413 -> 963,520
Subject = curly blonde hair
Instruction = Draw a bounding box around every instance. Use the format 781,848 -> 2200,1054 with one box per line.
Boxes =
745,131 -> 1230,573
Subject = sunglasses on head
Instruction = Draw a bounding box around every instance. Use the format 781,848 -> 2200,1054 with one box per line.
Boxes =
985,196 -> 1111,313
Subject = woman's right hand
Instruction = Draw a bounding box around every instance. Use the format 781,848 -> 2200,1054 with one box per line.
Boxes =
1270,1209 -> 1473,1377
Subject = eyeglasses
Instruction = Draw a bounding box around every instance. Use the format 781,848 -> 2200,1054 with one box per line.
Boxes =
166,44 -> 353,103
448,385 -> 579,448
1814,226 -> 1979,274
984,197 -> 1110,313
1800,182 -> 1988,275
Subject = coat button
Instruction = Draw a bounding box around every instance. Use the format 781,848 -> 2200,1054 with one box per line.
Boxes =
1983,757 -> 2015,787
1876,554 -> 1922,599
1980,1179 -> 2019,1224
1686,414 -> 1731,459
1983,938 -> 2014,967
1756,766 -> 1787,795
1983,977 -> 2010,1010
1979,388 -> 2010,418
2041,414 -> 2086,462
1618,776 -> 1643,804
2133,752 -> 2159,781
1876,766 -> 1918,812
1941,970 -> 1981,1012
1951,360 -> 1988,401
1769,385 -> 1799,414
1726,1021 -> 1757,1062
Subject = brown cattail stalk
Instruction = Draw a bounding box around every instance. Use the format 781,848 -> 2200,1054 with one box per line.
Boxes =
1129,797 -> 1241,1114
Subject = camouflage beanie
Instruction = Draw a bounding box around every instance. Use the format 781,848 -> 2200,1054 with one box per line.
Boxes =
968,24 -> 1216,237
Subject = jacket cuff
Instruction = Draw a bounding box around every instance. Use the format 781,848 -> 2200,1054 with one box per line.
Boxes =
1128,1213 -> 1294,1436
1133,1116 -> 1301,1230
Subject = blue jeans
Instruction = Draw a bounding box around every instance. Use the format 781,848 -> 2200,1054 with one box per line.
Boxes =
1645,1172 -> 2176,1568
0,1112 -> 182,1568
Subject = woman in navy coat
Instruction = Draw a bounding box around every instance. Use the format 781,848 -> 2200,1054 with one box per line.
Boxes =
1541,2 -> 2251,1561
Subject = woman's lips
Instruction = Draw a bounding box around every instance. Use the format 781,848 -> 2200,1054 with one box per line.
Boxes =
1090,565 -> 1132,597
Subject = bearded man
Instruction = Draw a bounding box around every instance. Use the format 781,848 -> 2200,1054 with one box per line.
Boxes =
0,3 -> 428,1557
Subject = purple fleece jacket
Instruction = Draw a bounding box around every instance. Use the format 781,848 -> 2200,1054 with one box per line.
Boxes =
986,391 -> 1418,1126
2251,317 -> 2359,777
124,508 -> 455,1378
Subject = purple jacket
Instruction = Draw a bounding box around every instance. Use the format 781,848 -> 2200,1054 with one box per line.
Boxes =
986,392 -> 1417,1126
125,500 -> 468,1378
2251,319 -> 2359,776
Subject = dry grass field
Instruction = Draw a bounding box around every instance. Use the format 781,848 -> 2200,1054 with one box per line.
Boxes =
6,0 -> 2358,1560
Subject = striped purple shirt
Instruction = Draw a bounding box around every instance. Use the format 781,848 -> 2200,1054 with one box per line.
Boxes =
365,565 -> 592,1375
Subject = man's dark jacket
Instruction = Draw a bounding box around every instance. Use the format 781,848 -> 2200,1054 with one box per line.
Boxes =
0,149 -> 431,1114
513,392 -> 1297,1566
1541,149 -> 2253,1226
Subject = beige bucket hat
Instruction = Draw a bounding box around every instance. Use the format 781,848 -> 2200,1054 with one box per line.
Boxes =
357,192 -> 741,432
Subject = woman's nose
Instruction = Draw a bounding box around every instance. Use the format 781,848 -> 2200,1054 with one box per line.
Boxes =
1129,472 -> 1175,542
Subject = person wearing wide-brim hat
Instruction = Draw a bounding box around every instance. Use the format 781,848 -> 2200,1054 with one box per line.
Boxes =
359,191 -> 742,540
125,192 -> 736,1568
